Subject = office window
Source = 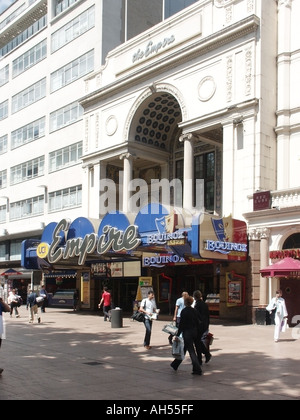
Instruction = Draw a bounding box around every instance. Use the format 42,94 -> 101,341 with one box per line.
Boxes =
10,156 -> 45,185
13,40 -> 47,78
49,141 -> 82,172
0,15 -> 47,59
10,240 -> 23,261
0,65 -> 9,87
0,170 -> 7,189
11,117 -> 46,149
54,0 -> 80,17
0,207 -> 6,224
0,100 -> 8,121
10,196 -> 44,221
51,50 -> 94,92
52,6 -> 95,52
49,185 -> 82,212
12,78 -> 46,114
0,135 -> 8,155
50,101 -> 83,132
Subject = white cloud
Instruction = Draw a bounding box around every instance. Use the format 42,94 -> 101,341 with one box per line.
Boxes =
0,0 -> 15,15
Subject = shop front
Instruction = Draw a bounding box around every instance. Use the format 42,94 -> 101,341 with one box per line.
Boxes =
21,204 -> 249,321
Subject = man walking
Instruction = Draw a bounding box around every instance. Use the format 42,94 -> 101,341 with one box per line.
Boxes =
98,286 -> 112,321
168,291 -> 188,345
193,290 -> 212,364
27,289 -> 41,324
139,290 -> 157,350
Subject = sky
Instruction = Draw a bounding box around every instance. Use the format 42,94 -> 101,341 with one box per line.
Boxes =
0,0 -> 15,15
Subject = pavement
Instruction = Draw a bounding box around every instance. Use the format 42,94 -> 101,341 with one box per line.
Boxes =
0,305 -> 299,402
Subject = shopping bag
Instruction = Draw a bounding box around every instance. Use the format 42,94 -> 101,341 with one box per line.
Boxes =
281,318 -> 289,333
172,337 -> 185,360
162,322 -> 178,336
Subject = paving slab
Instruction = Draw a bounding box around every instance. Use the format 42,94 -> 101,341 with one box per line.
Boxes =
0,306 -> 299,402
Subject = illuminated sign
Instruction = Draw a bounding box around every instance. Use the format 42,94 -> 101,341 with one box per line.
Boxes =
42,218 -> 141,266
197,214 -> 248,261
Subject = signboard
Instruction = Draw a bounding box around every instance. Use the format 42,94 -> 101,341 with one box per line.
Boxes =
81,272 -> 90,308
253,191 -> 271,211
198,214 -> 248,261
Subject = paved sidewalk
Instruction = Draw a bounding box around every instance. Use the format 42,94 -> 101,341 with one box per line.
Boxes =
0,306 -> 299,401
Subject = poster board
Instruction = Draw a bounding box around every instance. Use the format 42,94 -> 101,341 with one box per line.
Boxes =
135,277 -> 157,309
226,271 -> 245,307
81,272 -> 90,308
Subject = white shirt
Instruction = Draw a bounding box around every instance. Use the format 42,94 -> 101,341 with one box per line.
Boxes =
141,298 -> 156,320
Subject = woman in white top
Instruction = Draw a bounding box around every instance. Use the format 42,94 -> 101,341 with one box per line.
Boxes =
266,289 -> 288,342
8,289 -> 21,318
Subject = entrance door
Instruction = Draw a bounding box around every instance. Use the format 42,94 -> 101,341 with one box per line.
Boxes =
120,282 -> 137,312
280,278 -> 300,326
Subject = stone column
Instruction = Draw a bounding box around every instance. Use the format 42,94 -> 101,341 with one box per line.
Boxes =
120,153 -> 134,214
179,133 -> 194,212
221,120 -> 234,216
259,228 -> 270,306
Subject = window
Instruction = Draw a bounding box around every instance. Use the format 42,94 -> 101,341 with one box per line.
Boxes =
52,6 -> 95,52
11,117 -> 46,149
10,196 -> 44,221
12,79 -> 46,114
54,0 -> 80,17
0,15 -> 47,59
0,65 -> 9,87
10,240 -> 23,261
10,157 -> 45,185
49,141 -> 82,172
0,100 -> 8,121
51,50 -> 94,92
0,135 -> 8,155
13,40 -> 47,78
0,170 -> 7,189
49,185 -> 82,212
175,151 -> 215,211
194,152 -> 215,212
50,102 -> 83,132
0,243 -> 6,259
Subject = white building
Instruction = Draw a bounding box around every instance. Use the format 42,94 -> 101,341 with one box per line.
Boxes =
1,0 -> 299,323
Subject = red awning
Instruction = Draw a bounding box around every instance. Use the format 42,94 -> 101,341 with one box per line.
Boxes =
260,257 -> 300,277
0,268 -> 23,276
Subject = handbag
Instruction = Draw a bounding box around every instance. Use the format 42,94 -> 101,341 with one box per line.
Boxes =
172,336 -> 185,360
131,311 -> 145,322
162,321 -> 178,336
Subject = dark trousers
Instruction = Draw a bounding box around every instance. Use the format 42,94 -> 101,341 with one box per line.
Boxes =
41,298 -> 47,312
143,318 -> 153,346
10,302 -> 19,316
103,305 -> 111,320
171,329 -> 202,373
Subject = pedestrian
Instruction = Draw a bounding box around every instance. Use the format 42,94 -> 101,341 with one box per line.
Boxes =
193,290 -> 212,364
98,286 -> 112,321
26,289 -> 41,324
73,289 -> 79,311
168,291 -> 189,345
39,284 -> 48,313
139,290 -> 157,350
266,289 -> 288,342
8,289 -> 21,318
0,297 -> 10,375
170,295 -> 203,375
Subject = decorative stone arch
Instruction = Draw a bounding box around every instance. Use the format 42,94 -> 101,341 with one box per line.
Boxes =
123,82 -> 188,144
273,226 -> 300,250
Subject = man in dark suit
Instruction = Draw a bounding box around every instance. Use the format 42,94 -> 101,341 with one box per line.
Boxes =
193,290 -> 212,364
